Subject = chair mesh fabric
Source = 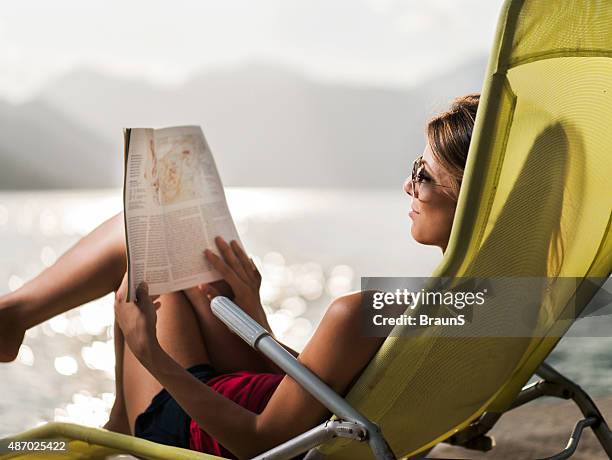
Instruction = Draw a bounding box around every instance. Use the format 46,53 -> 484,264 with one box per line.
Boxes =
316,0 -> 612,458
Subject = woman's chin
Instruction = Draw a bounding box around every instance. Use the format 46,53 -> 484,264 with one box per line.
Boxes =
410,225 -> 423,243
410,226 -> 432,246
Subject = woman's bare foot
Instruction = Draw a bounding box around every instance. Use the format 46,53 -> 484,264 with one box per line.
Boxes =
0,300 -> 27,363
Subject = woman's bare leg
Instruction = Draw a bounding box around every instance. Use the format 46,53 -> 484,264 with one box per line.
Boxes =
0,211 -> 126,362
111,287 -> 277,434
103,321 -> 131,434
182,287 -> 274,374
122,290 -> 210,435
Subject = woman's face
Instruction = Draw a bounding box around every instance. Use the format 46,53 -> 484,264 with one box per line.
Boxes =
403,142 -> 458,252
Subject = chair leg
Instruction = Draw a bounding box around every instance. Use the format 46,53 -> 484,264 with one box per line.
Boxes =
536,363 -> 612,458
537,416 -> 599,460
445,362 -> 612,459
444,412 -> 500,452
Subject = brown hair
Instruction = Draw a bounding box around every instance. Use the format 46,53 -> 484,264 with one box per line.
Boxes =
426,93 -> 480,200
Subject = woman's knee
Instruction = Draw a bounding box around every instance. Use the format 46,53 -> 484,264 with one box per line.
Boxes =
155,291 -> 209,368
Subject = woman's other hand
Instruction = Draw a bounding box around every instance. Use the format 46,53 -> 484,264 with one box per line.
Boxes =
114,273 -> 161,365
201,237 -> 269,328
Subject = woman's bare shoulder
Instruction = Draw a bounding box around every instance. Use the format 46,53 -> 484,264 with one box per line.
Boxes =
326,290 -> 364,315
297,290 -> 384,394
324,290 -> 381,325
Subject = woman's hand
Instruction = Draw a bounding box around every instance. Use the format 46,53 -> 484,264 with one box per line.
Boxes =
201,237 -> 269,328
114,273 -> 161,366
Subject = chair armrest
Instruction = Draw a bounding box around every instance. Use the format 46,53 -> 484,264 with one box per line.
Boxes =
210,296 -> 396,460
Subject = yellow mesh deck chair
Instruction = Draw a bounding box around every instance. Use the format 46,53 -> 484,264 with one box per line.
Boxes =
2,0 -> 611,458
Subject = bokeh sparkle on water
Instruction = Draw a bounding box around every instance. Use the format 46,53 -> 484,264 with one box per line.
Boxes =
0,188 -> 610,437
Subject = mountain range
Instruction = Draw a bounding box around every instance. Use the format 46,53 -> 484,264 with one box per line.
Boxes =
0,57 -> 486,189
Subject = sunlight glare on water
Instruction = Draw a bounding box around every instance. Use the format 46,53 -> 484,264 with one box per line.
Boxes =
54,356 -> 79,376
0,188 -> 375,435
16,345 -> 35,367
1,188 -> 608,438
81,341 -> 115,377
54,391 -> 115,428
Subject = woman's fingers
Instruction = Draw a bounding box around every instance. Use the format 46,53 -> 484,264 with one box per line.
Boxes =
204,249 -> 243,291
135,282 -> 156,312
249,257 -> 262,283
230,240 -> 259,284
214,237 -> 250,282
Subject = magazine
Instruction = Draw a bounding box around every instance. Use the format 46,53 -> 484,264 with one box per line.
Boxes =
122,125 -> 240,301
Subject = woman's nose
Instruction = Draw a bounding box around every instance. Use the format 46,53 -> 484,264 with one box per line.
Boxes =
403,177 -> 414,196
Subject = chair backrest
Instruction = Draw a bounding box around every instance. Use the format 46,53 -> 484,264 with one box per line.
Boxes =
317,0 -> 612,458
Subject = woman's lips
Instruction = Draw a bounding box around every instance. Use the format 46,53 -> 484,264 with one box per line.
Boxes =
409,208 -> 420,219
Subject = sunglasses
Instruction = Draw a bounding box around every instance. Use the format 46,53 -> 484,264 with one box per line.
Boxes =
408,155 -> 452,201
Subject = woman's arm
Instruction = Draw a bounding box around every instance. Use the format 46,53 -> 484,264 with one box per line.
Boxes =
116,277 -> 383,459
144,344 -> 259,458
252,291 -> 384,450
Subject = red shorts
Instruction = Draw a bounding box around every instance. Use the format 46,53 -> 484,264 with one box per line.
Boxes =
189,369 -> 285,458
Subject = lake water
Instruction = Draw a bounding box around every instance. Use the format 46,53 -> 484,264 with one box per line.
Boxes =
0,188 -> 610,437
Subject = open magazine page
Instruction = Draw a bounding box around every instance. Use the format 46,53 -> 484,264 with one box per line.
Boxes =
123,125 -> 240,301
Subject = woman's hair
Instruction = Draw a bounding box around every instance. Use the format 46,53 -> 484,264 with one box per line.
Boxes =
426,93 -> 480,200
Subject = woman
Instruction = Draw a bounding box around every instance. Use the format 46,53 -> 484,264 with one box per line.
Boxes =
0,93 -> 480,459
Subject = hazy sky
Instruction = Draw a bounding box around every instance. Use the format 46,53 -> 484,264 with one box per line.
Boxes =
1,0 -> 504,102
